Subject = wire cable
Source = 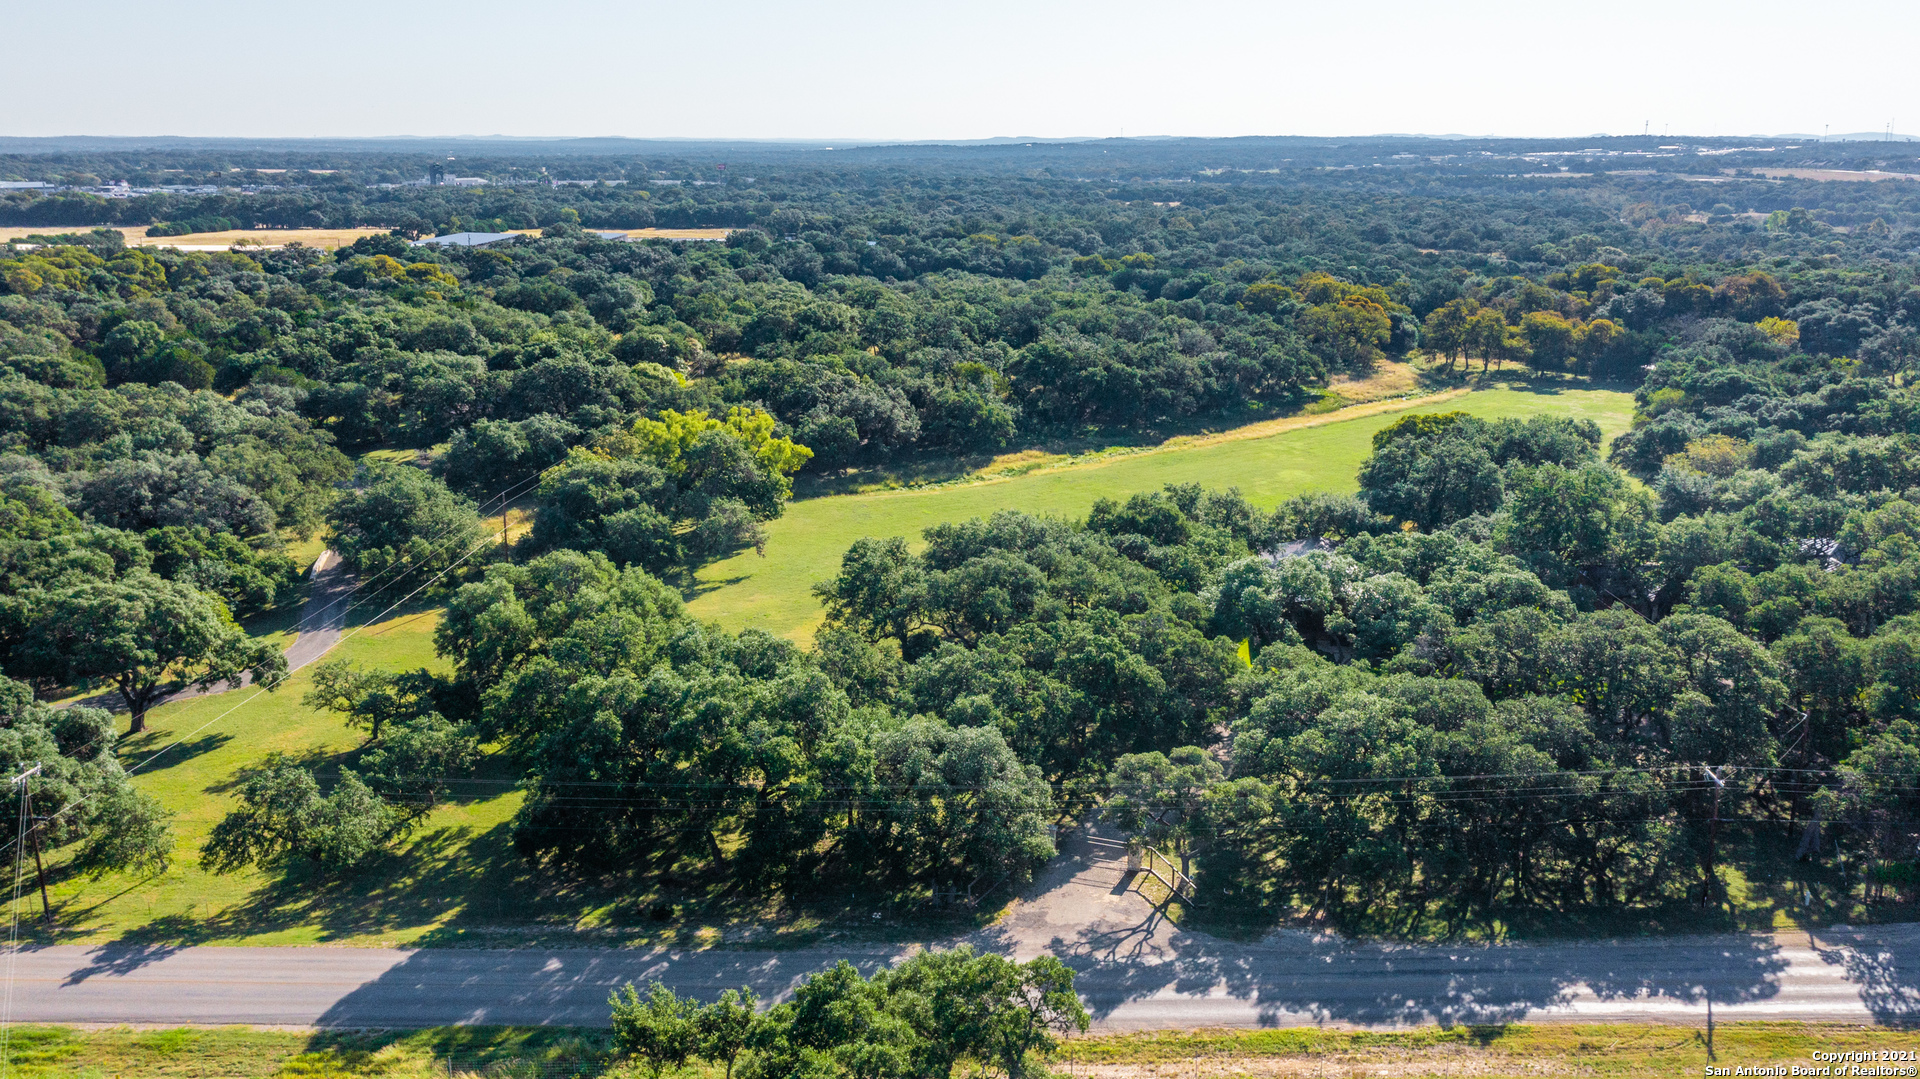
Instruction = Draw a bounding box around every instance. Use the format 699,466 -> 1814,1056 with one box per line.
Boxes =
0,770 -> 31,1079
0,524 -> 512,865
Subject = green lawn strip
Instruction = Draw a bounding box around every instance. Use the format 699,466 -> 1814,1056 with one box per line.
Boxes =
687,385 -> 1636,642
1056,1022 -> 1918,1076
6,1022 -> 1909,1078
2,1024 -> 621,1079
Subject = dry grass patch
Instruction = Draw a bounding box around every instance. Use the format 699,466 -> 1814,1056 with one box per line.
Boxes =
479,498 -> 539,546
0,226 -> 113,244
0,226 -> 390,249
133,228 -> 389,249
1327,363 -> 1425,404
618,227 -> 732,240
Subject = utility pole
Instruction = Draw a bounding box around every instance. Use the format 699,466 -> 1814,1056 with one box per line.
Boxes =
9,763 -> 48,923
1702,766 -> 1727,907
27,818 -> 50,924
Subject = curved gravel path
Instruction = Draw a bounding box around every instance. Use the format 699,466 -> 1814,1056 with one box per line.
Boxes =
82,551 -> 358,711
281,549 -> 354,673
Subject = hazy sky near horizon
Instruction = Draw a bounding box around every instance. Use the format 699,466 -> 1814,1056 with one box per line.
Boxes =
9,0 -> 1916,141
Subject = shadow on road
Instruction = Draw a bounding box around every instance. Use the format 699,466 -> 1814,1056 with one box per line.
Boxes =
59,938 -> 194,986
295,924 -> 1805,1029
1819,925 -> 1920,1023
1044,924 -> 1792,1026
310,947 -> 903,1027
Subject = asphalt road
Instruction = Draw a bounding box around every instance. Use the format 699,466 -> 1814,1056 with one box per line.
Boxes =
4,927 -> 1910,1029
11,827 -> 1920,1029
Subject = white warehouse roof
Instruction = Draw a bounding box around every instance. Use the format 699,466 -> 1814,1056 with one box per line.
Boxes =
411,232 -> 520,248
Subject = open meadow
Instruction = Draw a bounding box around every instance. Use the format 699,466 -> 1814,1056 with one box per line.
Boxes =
687,383 -> 1637,641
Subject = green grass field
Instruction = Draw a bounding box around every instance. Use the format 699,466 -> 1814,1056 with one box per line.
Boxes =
39,596 -> 769,949
34,605 -> 487,947
687,383 -> 1637,642
4,1022 -> 1907,1078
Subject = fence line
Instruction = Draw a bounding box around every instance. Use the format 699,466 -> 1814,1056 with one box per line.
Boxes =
1127,840 -> 1199,905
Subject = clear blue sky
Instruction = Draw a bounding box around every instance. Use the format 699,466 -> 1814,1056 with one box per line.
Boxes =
10,0 -> 1916,141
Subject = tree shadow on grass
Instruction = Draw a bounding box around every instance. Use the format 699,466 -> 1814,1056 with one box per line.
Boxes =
298,1027 -> 616,1076
199,740 -> 359,795
679,573 -> 752,603
80,816 -> 683,960
111,732 -> 233,776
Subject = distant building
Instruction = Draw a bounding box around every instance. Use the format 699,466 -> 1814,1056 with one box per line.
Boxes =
397,175 -> 487,188
411,232 -> 520,249
0,181 -> 55,191
590,230 -> 630,241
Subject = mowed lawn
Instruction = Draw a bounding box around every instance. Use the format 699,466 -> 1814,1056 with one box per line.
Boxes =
38,606 -> 497,947
688,384 -> 1637,642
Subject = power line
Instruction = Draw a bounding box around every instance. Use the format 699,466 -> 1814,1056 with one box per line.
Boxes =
31,468 -> 550,769
1,764 -> 40,1079
0,523 -> 511,867
299,468 -> 548,630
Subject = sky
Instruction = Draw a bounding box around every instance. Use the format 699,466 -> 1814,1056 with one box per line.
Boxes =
8,0 -> 1916,142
